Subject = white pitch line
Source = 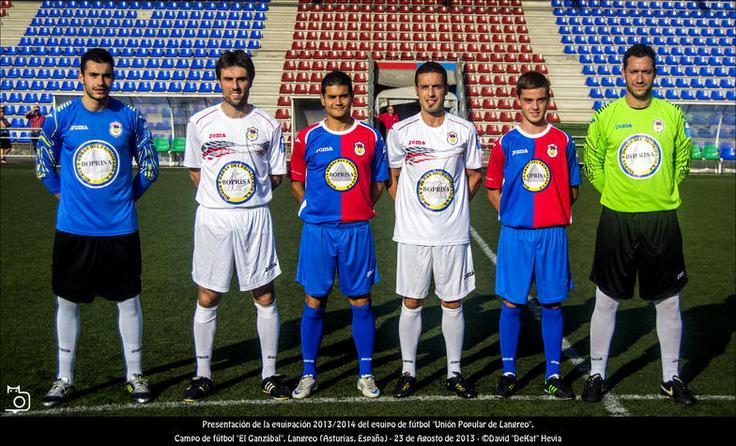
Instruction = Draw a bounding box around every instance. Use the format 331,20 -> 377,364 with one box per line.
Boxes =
7,393 -> 734,416
469,226 -> 631,417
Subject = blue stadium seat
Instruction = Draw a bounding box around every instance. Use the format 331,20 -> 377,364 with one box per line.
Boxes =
183,82 -> 197,93
137,81 -> 151,92
198,83 -> 213,93
153,82 -> 166,92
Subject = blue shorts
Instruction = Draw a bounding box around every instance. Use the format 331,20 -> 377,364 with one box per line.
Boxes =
296,221 -> 379,298
495,226 -> 573,305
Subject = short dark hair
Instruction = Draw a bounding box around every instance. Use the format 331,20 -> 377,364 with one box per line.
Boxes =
415,61 -> 448,87
623,43 -> 657,71
320,70 -> 353,96
80,48 -> 114,72
215,50 -> 255,81
516,71 -> 550,97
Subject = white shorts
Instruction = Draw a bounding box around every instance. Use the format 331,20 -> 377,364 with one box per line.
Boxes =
396,243 -> 476,301
192,205 -> 281,293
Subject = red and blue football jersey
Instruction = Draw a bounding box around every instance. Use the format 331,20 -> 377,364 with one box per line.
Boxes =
290,120 -> 389,223
485,124 -> 581,229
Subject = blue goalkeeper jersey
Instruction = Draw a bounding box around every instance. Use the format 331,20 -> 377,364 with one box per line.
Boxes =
35,98 -> 159,236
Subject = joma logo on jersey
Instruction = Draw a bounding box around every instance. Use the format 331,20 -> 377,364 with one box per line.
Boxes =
209,133 -> 226,138
615,123 -> 633,129
70,125 -> 89,131
408,140 -> 426,145
316,146 -> 333,153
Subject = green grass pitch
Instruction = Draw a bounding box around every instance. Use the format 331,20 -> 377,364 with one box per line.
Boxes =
0,165 -> 734,417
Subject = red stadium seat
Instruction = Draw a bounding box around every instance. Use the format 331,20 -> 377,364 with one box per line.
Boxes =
475,123 -> 486,136
467,86 -> 480,97
470,111 -> 483,122
493,75 -> 506,85
499,112 -> 514,122
478,63 -> 491,73
354,73 -> 367,83
312,60 -> 325,71
353,97 -> 367,107
484,111 -> 499,122
340,61 -> 354,71
283,60 -> 297,70
486,124 -> 501,136
276,109 -> 290,119
469,98 -> 481,109
279,84 -> 294,94
307,84 -> 320,95
354,84 -> 367,95
497,98 -> 512,108
482,98 -> 496,109
281,72 -> 295,82
480,86 -> 494,97
547,112 -> 560,123
326,60 -> 339,71
532,54 -> 545,63
352,109 -> 367,120
548,99 -> 557,110
295,72 -> 309,83
310,72 -> 323,83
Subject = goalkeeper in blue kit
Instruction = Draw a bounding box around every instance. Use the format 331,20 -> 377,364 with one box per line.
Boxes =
35,48 -> 159,407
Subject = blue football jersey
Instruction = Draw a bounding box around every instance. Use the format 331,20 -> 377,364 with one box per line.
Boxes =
35,98 -> 159,236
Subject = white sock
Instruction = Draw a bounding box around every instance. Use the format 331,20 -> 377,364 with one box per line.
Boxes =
56,296 -> 80,385
654,294 -> 682,382
255,300 -> 279,380
589,287 -> 619,379
398,302 -> 422,377
441,304 -> 464,379
117,296 -> 143,380
193,303 -> 218,379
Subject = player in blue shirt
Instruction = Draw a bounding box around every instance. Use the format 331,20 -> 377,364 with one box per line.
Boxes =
35,48 -> 159,407
485,71 -> 580,400
289,71 -> 389,399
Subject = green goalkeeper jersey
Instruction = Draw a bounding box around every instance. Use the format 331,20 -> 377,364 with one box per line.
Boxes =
583,97 -> 692,212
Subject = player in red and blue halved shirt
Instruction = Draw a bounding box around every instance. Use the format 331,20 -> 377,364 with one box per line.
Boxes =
289,71 -> 389,399
485,71 -> 581,400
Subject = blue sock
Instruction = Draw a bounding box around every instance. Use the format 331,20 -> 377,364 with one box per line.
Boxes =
300,303 -> 325,377
541,306 -> 563,379
499,303 -> 522,376
350,302 -> 375,377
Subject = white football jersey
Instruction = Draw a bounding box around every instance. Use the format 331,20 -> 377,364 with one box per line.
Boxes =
387,112 -> 482,245
184,104 -> 286,209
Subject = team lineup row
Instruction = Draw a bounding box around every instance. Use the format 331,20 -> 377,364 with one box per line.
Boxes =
33,43 -> 696,410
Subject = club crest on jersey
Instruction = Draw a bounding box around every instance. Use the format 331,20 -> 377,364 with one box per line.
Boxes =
447,131 -> 458,145
652,119 -> 665,133
109,121 -> 122,138
354,141 -> 366,156
522,159 -> 551,192
73,140 -> 120,189
247,127 -> 258,141
325,158 -> 359,191
547,144 -> 558,158
417,169 -> 455,211
618,133 -> 662,179
217,161 -> 256,205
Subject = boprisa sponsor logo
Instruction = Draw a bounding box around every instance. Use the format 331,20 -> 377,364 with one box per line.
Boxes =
325,158 -> 358,191
521,159 -> 551,192
72,140 -> 119,188
216,161 -> 256,204
416,169 -> 454,211
618,133 -> 661,179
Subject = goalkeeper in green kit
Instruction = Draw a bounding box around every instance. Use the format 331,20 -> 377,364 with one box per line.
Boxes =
581,44 -> 696,406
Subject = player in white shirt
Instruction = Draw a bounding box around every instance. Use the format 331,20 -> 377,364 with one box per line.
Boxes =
181,50 -> 290,401
387,62 -> 483,398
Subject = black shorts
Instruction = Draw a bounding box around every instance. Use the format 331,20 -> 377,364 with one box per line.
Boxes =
589,206 -> 688,300
52,230 -> 142,303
